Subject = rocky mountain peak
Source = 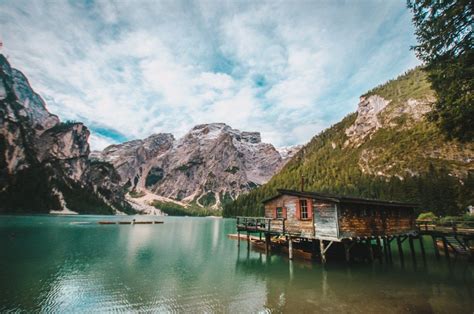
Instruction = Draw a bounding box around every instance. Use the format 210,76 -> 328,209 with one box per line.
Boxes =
96,122 -> 301,210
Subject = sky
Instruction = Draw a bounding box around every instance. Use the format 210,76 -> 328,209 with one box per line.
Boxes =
0,0 -> 420,150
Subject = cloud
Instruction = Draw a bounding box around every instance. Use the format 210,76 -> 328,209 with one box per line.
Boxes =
0,0 -> 420,150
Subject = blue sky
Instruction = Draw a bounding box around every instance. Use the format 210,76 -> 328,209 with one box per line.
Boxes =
0,0 -> 420,150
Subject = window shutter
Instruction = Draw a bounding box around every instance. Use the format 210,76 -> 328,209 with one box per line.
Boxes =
274,207 -> 277,219
307,199 -> 313,219
296,200 -> 301,219
283,206 -> 287,218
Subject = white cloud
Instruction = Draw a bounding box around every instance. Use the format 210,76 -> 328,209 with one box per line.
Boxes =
0,0 -> 420,148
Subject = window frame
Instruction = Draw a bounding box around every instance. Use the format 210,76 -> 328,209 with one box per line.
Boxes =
276,207 -> 283,219
300,199 -> 309,220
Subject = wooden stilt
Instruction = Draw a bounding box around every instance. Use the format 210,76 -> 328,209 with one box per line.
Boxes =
367,239 -> 374,262
288,237 -> 293,260
376,237 -> 383,263
382,237 -> 389,263
387,237 -> 393,263
320,240 -> 326,264
259,232 -> 262,241
344,242 -> 351,263
431,235 -> 440,260
237,231 -> 240,247
409,235 -> 417,266
396,236 -> 404,265
419,235 -> 426,264
247,231 -> 250,250
442,236 -> 450,261
265,233 -> 270,253
312,240 -> 317,260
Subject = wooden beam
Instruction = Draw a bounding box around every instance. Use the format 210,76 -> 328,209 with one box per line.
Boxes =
409,235 -> 417,267
442,236 -> 450,261
387,236 -> 393,263
376,237 -> 383,263
397,236 -> 404,265
288,237 -> 293,260
431,235 -> 440,260
320,240 -> 326,264
419,235 -> 426,264
367,239 -> 374,262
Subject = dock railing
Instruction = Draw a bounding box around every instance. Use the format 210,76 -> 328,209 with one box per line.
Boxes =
416,219 -> 474,235
236,216 -> 286,233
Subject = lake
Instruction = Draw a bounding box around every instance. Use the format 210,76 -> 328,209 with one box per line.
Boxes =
0,215 -> 472,313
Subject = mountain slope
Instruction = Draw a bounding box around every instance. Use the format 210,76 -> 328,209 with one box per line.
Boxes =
95,123 -> 300,210
223,68 -> 473,217
0,54 -> 134,214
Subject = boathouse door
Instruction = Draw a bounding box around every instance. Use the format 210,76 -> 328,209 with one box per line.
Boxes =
313,203 -> 339,239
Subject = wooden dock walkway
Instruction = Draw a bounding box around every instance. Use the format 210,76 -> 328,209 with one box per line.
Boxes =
234,217 -> 474,263
416,220 -> 474,260
98,220 -> 164,225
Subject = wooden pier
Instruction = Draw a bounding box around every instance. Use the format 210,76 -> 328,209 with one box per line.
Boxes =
98,220 -> 164,225
233,189 -> 474,264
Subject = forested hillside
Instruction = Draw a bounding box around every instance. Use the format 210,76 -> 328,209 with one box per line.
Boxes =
223,68 -> 473,217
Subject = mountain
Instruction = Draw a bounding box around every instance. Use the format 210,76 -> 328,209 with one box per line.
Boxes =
0,54 -> 134,215
223,67 -> 474,217
94,123 -> 300,210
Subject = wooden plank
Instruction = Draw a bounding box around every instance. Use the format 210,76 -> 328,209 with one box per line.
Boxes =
314,203 -> 338,238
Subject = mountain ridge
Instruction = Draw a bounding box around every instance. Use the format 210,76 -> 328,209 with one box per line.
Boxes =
94,122 -> 301,210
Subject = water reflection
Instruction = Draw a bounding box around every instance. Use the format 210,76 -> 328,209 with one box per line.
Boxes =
0,215 -> 473,313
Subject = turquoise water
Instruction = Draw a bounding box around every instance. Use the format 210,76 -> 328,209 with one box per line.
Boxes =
0,215 -> 473,313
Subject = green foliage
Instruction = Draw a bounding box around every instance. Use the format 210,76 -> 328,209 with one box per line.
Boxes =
150,200 -> 217,217
365,67 -> 434,104
417,212 -> 437,220
199,192 -> 216,207
129,190 -> 146,198
145,167 -> 164,187
0,165 -> 60,213
57,179 -> 115,215
408,0 -> 473,141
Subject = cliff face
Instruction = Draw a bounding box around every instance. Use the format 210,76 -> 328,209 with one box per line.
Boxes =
0,55 -> 133,214
96,123 -> 299,209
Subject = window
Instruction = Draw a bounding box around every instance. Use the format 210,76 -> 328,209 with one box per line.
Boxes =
276,207 -> 283,218
300,200 -> 308,219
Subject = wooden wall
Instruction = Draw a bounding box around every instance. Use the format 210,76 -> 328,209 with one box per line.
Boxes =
264,195 -> 313,237
338,204 -> 415,238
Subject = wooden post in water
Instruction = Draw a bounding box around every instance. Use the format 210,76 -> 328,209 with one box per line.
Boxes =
431,235 -> 440,260
237,231 -> 240,247
397,236 -> 404,265
382,237 -> 389,263
247,231 -> 250,250
288,237 -> 293,260
265,233 -> 270,254
367,239 -> 374,262
320,240 -> 326,264
376,237 -> 383,263
344,242 -> 351,263
419,235 -> 426,264
442,236 -> 450,261
387,237 -> 393,263
409,235 -> 417,266
312,240 -> 318,260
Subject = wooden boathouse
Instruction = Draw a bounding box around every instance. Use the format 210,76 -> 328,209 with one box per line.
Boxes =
236,189 -> 420,263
